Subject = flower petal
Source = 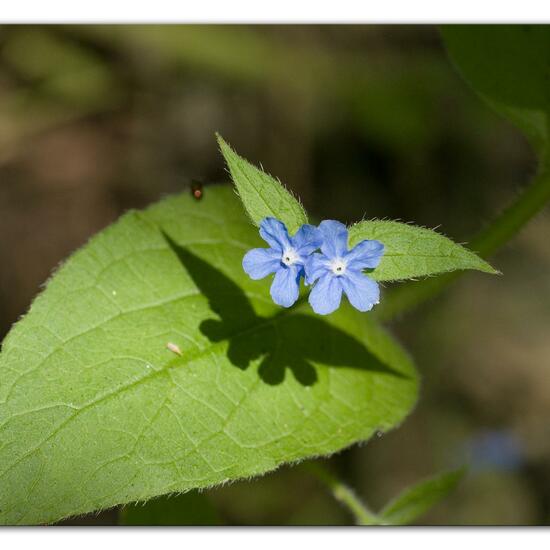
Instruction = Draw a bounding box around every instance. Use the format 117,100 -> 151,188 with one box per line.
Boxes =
242,248 -> 281,280
308,273 -> 343,315
291,224 -> 323,256
340,269 -> 380,312
318,220 -> 349,259
259,217 -> 291,251
270,264 -> 301,307
345,239 -> 384,270
304,252 -> 330,285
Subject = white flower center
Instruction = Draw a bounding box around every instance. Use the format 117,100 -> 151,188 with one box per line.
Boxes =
281,248 -> 300,267
330,258 -> 347,276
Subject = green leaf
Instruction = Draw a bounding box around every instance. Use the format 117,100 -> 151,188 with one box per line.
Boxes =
441,25 -> 550,155
119,491 -> 219,526
0,185 -> 418,525
348,220 -> 497,282
379,468 -> 465,525
217,133 -> 308,234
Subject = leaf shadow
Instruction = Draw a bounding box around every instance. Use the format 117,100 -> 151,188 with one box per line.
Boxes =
162,232 -> 408,386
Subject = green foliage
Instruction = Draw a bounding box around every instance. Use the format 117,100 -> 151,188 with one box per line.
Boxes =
0,185 -> 418,525
217,134 -> 309,234
303,462 -> 381,525
119,491 -> 219,526
219,135 -> 495,283
2,28 -> 118,110
379,468 -> 465,525
441,25 -> 550,155
0,27 -> 544,527
348,220 -> 497,282
307,463 -> 464,526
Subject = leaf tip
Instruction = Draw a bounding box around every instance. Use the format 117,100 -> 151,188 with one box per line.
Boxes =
478,259 -> 501,276
215,132 -> 232,156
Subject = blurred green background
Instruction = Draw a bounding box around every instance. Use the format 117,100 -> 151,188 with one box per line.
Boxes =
0,25 -> 548,525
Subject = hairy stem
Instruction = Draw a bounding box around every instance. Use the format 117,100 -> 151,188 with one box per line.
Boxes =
303,462 -> 381,525
376,165 -> 550,322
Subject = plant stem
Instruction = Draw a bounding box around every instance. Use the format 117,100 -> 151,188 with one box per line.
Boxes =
375,165 -> 550,322
303,462 -> 381,525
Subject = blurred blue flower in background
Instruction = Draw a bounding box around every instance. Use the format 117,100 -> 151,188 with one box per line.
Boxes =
305,220 -> 384,315
465,430 -> 524,472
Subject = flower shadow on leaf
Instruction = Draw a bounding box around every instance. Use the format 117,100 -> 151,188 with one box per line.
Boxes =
163,233 -> 408,386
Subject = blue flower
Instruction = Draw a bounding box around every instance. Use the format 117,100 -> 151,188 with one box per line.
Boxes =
304,220 -> 384,315
243,217 -> 323,308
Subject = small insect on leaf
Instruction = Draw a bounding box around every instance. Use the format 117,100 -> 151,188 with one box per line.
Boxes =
191,181 -> 203,201
166,342 -> 182,356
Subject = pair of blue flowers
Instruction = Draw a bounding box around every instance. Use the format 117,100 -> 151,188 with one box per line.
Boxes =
243,218 -> 384,315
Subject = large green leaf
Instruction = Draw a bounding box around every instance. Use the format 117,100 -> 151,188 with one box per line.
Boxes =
217,134 -> 308,234
0,185 -> 418,525
348,220 -> 497,282
379,468 -> 465,525
441,25 -> 550,155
